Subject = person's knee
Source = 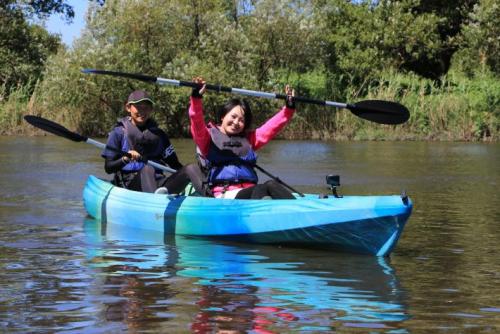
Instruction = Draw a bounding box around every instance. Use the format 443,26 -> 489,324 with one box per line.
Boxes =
184,163 -> 201,175
141,165 -> 156,174
183,163 -> 212,196
264,180 -> 279,188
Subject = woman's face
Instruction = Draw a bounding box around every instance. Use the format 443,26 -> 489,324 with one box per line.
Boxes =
220,105 -> 245,135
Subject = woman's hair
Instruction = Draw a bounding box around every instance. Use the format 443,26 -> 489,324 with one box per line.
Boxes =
217,98 -> 253,131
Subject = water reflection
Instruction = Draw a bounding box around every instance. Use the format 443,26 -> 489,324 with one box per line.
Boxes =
84,218 -> 410,332
2,137 -> 499,332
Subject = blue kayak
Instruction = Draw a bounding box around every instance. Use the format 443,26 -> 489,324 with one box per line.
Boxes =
83,175 -> 412,256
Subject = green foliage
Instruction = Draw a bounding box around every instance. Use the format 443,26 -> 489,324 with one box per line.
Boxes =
362,70 -> 500,140
0,83 -> 34,134
1,0 -> 75,21
2,0 -> 498,141
408,0 -> 480,77
317,0 -> 443,86
452,0 -> 500,76
0,5 -> 61,99
29,0 -> 325,137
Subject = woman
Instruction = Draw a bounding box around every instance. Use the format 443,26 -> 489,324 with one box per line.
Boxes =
102,89 -> 204,194
189,78 -> 296,199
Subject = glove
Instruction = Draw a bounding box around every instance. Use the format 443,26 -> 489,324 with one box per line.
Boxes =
285,94 -> 295,109
191,85 -> 204,98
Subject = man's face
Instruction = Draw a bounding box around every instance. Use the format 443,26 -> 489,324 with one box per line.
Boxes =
127,101 -> 153,126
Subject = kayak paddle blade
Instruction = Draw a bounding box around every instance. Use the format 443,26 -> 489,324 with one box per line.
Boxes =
24,115 -> 87,142
348,100 -> 410,125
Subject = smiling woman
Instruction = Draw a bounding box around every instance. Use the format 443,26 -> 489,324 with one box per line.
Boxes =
189,77 -> 298,200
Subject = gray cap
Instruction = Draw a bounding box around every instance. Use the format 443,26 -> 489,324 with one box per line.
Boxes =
127,90 -> 154,104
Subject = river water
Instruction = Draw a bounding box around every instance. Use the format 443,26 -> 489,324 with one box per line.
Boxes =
0,136 -> 499,333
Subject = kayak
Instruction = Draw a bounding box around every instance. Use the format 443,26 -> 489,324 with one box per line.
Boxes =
83,175 -> 412,256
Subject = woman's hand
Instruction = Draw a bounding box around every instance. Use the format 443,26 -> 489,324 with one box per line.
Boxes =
192,76 -> 207,97
285,84 -> 295,109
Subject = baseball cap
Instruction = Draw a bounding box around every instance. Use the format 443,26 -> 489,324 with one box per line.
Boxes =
127,90 -> 154,105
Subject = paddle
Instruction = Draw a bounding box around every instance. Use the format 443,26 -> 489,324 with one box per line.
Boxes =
81,69 -> 410,125
23,115 -> 176,173
254,164 -> 304,197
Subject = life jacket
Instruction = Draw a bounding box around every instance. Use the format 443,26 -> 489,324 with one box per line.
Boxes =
118,117 -> 165,172
203,126 -> 258,185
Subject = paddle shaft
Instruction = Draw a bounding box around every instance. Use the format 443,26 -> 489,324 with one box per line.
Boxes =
161,78 -> 348,108
78,139 -> 301,196
23,115 -> 176,174
86,138 -> 176,173
254,164 -> 305,197
82,69 -> 348,107
82,69 -> 410,125
79,139 -> 298,195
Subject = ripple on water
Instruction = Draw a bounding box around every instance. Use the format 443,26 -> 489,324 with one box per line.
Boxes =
1,138 -> 500,333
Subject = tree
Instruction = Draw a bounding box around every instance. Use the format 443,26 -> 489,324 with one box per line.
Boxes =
243,0 -> 321,87
1,0 -> 75,21
407,0 -> 480,78
316,0 -> 442,89
453,0 -> 500,76
0,6 -> 60,98
0,0 -> 81,98
0,1 -> 107,99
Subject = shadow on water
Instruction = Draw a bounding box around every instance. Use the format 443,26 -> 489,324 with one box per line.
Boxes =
83,218 -> 410,333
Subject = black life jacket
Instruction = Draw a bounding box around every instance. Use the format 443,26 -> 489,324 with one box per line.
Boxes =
119,117 -> 165,172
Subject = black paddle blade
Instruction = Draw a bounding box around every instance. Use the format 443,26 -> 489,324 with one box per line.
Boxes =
348,100 -> 410,125
24,115 -> 87,142
81,69 -> 157,83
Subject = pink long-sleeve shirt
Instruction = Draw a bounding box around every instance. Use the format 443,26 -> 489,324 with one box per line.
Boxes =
189,96 -> 296,157
189,96 -> 296,197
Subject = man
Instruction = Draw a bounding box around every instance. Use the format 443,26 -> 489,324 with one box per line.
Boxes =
102,90 -> 202,194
